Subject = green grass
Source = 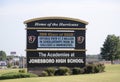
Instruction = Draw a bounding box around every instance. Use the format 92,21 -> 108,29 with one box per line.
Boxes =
0,64 -> 120,82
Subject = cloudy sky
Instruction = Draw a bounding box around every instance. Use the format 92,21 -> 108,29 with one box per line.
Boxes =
0,0 -> 120,56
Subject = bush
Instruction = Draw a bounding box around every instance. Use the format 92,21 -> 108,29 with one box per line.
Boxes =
55,67 -> 71,75
72,67 -> 85,74
94,65 -> 100,73
27,73 -> 38,77
72,67 -> 80,74
85,63 -> 105,74
0,72 -> 38,80
41,71 -> 48,76
19,69 -> 26,73
45,67 -> 56,76
97,63 -> 105,72
85,64 -> 95,73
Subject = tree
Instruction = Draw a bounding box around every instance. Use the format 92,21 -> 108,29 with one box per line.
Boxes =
100,35 -> 120,64
0,51 -> 7,61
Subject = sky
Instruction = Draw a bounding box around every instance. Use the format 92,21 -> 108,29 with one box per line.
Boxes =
0,0 -> 120,56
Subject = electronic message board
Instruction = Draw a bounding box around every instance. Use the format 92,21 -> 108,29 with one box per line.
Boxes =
24,17 -> 88,74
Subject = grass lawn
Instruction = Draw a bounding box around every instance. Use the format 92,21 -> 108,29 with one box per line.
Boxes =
0,64 -> 120,82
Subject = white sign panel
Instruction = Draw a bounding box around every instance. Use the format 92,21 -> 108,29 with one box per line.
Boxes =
38,36 -> 75,48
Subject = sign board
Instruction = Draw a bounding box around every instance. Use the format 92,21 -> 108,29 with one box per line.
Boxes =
24,17 -> 88,73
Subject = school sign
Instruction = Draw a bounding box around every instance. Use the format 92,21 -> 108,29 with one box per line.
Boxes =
24,17 -> 88,74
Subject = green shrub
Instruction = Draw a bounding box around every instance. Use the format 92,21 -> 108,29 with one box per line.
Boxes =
94,65 -> 100,73
101,64 -> 105,72
85,63 -> 105,74
26,73 -> 38,77
93,63 -> 105,73
55,67 -> 71,75
97,63 -> 105,72
41,71 -> 48,76
0,72 -> 38,80
45,67 -> 56,76
72,67 -> 81,74
85,64 -> 95,73
19,69 -> 26,73
72,67 -> 85,74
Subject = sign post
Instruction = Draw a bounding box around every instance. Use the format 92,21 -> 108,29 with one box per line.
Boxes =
24,17 -> 88,75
